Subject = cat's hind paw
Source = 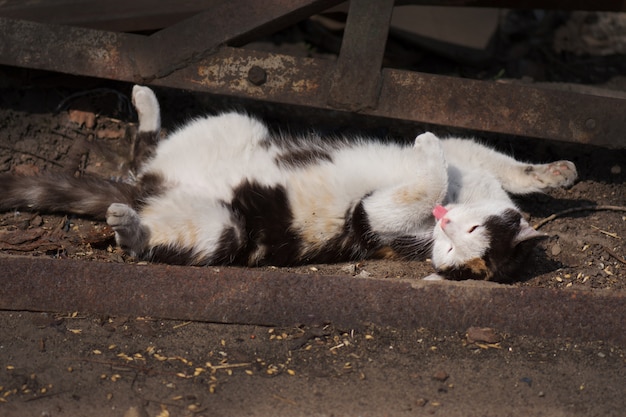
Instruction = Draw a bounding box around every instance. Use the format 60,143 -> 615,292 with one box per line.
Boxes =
528,160 -> 577,189
132,85 -> 161,133
106,203 -> 148,256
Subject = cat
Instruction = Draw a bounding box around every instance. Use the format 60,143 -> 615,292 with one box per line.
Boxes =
0,85 -> 577,282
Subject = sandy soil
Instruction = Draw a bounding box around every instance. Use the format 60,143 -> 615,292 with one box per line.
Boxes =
0,67 -> 624,416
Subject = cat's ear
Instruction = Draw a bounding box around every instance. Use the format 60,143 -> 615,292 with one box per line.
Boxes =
514,219 -> 547,245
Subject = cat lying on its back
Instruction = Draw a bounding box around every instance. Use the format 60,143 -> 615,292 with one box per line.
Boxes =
0,86 -> 577,282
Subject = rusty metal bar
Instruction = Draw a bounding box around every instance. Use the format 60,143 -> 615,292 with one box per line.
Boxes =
0,256 -> 624,345
163,48 -> 626,148
0,18 -> 143,81
374,69 -> 626,147
327,0 -> 395,111
398,0 -> 626,10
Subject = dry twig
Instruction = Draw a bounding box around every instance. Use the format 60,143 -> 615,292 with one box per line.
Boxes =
533,205 -> 626,230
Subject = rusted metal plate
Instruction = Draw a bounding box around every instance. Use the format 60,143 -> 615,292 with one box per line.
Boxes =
0,256 -> 624,345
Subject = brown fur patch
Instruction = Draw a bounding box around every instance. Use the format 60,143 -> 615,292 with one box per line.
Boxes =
465,257 -> 493,280
392,185 -> 425,205
372,246 -> 399,259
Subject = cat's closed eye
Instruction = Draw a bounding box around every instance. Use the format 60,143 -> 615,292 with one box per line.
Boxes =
467,225 -> 480,233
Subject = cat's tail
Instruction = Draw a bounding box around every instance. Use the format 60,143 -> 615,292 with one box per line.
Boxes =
0,172 -> 138,220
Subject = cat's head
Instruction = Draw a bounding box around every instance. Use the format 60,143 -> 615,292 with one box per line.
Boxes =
430,203 -> 546,282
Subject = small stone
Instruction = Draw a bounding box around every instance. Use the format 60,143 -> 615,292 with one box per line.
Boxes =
357,270 -> 371,278
466,327 -> 500,344
610,165 -> 621,175
551,243 -> 562,256
415,398 -> 428,407
30,215 -> 43,227
432,370 -> 449,382
13,164 -> 40,176
123,406 -> 150,417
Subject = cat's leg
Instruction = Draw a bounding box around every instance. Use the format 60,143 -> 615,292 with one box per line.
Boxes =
130,85 -> 161,172
509,160 -> 577,193
442,139 -> 577,194
362,132 -> 448,236
106,203 -> 149,257
135,194 -> 246,265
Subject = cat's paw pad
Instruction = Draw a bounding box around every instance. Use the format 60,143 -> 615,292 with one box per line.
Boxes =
530,160 -> 578,188
106,203 -> 140,229
132,85 -> 160,132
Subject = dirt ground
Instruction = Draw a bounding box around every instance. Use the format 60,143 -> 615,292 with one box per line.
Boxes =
0,22 -> 626,416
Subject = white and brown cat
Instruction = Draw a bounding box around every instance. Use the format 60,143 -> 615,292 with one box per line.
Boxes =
0,86 -> 577,282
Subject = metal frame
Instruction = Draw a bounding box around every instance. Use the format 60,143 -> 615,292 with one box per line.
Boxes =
0,0 -> 624,147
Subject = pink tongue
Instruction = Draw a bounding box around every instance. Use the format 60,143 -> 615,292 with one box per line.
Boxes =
432,205 -> 448,220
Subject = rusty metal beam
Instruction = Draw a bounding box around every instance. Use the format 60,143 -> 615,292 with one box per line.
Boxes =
0,18 -> 143,81
398,0 -> 626,10
374,69 -> 626,147
327,0 -> 395,111
162,48 -> 626,148
0,256 -> 624,345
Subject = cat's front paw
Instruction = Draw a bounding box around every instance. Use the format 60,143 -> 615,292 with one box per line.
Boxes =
132,85 -> 160,132
529,160 -> 577,189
